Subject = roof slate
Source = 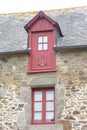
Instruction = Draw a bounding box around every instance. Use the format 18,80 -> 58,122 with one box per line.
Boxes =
0,7 -> 87,52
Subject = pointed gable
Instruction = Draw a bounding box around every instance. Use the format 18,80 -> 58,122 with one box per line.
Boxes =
24,11 -> 63,36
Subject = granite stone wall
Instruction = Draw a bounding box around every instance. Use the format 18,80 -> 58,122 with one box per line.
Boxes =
0,50 -> 87,130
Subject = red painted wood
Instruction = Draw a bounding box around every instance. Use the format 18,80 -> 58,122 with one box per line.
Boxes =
28,30 -> 56,73
25,11 -> 57,32
26,11 -> 57,73
32,88 -> 55,124
31,18 -> 54,32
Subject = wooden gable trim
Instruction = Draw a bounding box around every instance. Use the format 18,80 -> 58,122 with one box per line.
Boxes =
24,11 -> 63,37
24,11 -> 56,31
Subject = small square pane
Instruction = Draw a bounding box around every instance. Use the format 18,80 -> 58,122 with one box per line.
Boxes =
34,102 -> 42,111
43,44 -> 48,50
46,112 -> 54,121
43,36 -> 48,42
46,91 -> 54,100
46,102 -> 54,111
34,112 -> 42,121
34,91 -> 42,101
38,44 -> 43,50
38,37 -> 42,43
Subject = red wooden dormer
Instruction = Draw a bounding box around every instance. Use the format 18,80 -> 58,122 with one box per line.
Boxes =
24,11 -> 63,73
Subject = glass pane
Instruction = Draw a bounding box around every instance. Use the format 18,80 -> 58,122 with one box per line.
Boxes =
38,37 -> 42,43
34,112 -> 42,121
43,36 -> 48,42
46,91 -> 54,100
43,44 -> 48,50
38,44 -> 42,50
46,112 -> 54,121
34,102 -> 42,111
34,91 -> 42,101
46,102 -> 54,111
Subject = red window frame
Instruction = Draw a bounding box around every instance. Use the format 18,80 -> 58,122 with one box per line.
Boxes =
32,88 -> 55,124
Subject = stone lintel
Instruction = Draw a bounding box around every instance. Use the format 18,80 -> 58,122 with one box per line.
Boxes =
30,75 -> 57,87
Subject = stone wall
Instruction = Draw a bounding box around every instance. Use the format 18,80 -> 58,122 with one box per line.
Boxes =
0,50 -> 87,130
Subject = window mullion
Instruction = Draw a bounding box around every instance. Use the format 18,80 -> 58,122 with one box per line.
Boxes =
42,89 -> 46,123
42,36 -> 44,50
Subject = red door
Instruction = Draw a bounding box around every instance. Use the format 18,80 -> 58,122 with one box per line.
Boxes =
28,31 -> 56,73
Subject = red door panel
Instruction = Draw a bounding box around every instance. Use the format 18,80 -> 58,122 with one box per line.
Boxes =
28,31 -> 56,73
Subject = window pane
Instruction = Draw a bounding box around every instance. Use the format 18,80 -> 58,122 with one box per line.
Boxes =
46,102 -> 54,111
34,102 -> 42,111
34,112 -> 42,121
38,44 -> 42,50
46,91 -> 54,100
43,36 -> 48,42
46,112 -> 54,121
43,44 -> 48,50
38,37 -> 42,43
34,91 -> 42,101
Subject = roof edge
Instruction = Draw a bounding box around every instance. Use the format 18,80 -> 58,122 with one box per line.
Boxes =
24,10 -> 63,37
0,48 -> 31,55
53,45 -> 87,52
0,45 -> 87,55
0,6 -> 86,16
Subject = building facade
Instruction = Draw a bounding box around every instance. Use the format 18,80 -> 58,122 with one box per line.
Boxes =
0,7 -> 87,130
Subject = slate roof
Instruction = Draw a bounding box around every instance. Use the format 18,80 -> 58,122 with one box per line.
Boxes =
0,6 -> 87,53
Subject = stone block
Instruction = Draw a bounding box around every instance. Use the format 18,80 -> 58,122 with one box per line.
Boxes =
0,88 -> 5,99
18,87 -> 30,102
30,75 -> 57,87
29,124 -> 63,130
58,120 -> 72,130
17,111 -> 26,130
24,102 -> 31,124
55,84 -> 65,98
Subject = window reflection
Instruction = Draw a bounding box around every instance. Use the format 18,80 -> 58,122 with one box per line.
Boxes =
34,102 -> 42,111
46,112 -> 54,121
46,102 -> 54,111
34,91 -> 42,101
46,91 -> 54,100
34,112 -> 42,121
